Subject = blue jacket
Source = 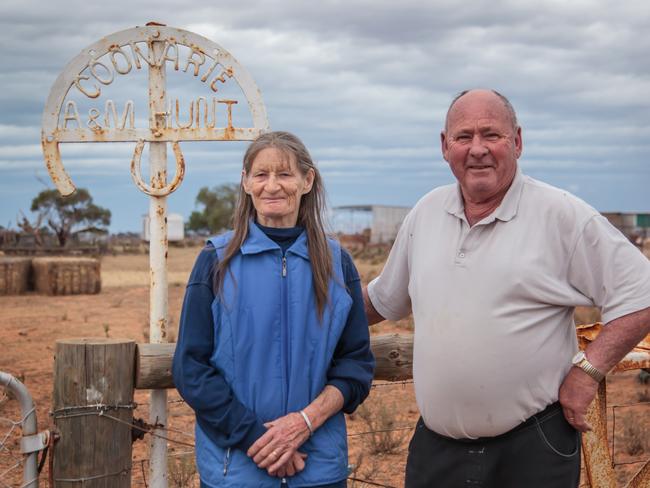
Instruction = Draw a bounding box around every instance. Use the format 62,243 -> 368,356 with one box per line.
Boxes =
194,223 -> 363,487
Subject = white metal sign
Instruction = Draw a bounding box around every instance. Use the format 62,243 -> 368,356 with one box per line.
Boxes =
42,23 -> 269,196
41,23 -> 269,488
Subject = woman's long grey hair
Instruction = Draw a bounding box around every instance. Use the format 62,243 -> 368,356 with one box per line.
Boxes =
215,131 -> 332,318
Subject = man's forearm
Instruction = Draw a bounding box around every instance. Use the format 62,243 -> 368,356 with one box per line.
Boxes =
586,306 -> 650,374
559,306 -> 650,432
363,286 -> 386,325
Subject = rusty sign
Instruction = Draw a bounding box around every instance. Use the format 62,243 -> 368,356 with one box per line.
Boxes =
41,24 -> 269,197
41,23 -> 269,488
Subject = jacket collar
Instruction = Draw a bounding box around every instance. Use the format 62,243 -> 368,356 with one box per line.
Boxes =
443,166 -> 524,224
240,220 -> 310,259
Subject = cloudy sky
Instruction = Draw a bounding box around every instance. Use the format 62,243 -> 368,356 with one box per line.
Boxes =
1,0 -> 648,232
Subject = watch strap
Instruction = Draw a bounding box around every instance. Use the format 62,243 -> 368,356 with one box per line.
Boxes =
576,357 -> 605,382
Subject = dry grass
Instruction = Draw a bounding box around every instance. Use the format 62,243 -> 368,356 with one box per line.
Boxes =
168,452 -> 198,487
1,243 -> 646,488
356,399 -> 411,455
101,246 -> 201,287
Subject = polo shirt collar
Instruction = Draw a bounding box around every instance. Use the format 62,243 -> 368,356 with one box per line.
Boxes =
240,220 -> 310,259
444,166 -> 524,223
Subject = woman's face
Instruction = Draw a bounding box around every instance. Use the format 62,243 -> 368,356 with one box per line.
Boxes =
243,147 -> 314,228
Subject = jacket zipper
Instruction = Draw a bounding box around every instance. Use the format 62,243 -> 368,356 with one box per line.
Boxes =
281,254 -> 289,413
223,447 -> 231,476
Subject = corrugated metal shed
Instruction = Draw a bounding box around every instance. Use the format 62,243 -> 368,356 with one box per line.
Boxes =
142,213 -> 185,242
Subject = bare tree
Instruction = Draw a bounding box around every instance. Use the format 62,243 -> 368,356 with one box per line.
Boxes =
16,210 -> 45,246
30,188 -> 111,247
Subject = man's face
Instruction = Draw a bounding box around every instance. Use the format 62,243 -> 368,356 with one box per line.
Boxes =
441,91 -> 522,203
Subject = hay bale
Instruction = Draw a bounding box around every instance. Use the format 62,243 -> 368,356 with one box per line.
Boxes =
0,257 -> 31,295
32,257 -> 101,295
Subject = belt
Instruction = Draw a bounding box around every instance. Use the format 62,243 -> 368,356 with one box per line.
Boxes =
432,401 -> 563,444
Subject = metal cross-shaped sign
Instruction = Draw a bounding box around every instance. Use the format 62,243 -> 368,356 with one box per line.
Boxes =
41,23 -> 269,488
42,23 -> 269,196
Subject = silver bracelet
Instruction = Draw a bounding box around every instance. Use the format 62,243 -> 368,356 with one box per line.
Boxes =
299,410 -> 313,437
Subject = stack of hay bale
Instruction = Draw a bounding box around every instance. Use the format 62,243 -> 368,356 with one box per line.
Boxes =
0,257 -> 32,295
32,257 -> 101,295
0,256 -> 101,296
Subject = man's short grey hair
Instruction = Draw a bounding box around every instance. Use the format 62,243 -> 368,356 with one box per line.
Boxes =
444,89 -> 519,131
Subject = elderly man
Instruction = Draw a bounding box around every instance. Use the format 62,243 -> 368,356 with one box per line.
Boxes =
364,89 -> 650,487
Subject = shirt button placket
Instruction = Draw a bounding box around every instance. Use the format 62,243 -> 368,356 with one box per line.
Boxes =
455,229 -> 467,264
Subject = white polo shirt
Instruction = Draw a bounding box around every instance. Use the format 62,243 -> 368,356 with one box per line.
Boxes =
368,169 -> 650,439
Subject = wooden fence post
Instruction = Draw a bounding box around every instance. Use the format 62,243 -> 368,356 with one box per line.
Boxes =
52,338 -> 136,487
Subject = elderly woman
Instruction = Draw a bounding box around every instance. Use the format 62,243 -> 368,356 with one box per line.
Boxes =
172,131 -> 375,488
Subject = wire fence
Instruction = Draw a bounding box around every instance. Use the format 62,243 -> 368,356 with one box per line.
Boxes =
128,380 -> 417,487
129,379 -> 650,488
0,388 -> 34,488
2,377 -> 649,487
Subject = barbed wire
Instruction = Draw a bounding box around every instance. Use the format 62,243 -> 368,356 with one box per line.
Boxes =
134,383 -> 414,410
2,378 -> 648,487
54,467 -> 131,484
370,380 -> 414,389
348,426 -> 414,437
132,451 -> 399,488
56,409 -> 196,450
348,476 -> 398,487
135,398 -> 188,408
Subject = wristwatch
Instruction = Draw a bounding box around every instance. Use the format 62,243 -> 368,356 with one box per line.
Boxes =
571,351 -> 605,382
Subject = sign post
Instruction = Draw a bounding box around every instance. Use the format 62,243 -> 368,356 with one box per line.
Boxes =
42,23 -> 269,487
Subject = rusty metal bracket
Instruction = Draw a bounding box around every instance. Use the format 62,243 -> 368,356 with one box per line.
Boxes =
131,417 -> 148,443
20,430 -> 50,455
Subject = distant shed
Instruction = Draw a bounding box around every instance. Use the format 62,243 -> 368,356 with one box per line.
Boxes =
142,213 -> 185,242
333,205 -> 411,244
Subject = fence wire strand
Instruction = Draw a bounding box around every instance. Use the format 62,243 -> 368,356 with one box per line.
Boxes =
348,476 -> 398,487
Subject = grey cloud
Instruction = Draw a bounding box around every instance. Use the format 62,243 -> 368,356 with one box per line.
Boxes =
1,0 -> 649,231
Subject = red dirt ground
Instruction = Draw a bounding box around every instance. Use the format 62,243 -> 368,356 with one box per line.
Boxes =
0,247 -> 648,487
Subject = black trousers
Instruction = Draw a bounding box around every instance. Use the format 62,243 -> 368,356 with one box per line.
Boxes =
405,403 -> 581,488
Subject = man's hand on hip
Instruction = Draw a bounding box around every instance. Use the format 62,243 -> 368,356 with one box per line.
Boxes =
558,367 -> 598,432
559,306 -> 650,433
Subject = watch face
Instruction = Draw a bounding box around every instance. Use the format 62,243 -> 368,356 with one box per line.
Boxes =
572,351 -> 586,365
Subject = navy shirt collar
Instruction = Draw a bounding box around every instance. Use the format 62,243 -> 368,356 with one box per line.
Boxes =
240,220 -> 309,259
